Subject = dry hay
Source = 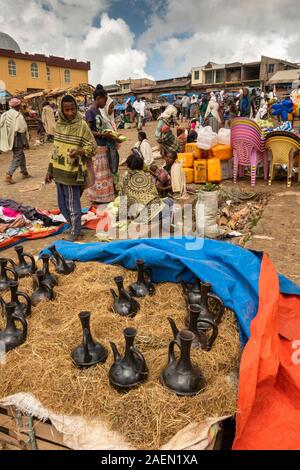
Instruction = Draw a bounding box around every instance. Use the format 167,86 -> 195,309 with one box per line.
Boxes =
0,261 -> 241,449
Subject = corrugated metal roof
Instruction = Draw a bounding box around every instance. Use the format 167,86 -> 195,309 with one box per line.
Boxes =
268,69 -> 300,84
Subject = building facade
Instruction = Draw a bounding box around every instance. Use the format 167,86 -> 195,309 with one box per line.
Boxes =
191,56 -> 299,92
0,33 -> 90,95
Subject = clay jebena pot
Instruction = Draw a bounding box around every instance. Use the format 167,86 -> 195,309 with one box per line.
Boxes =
48,245 -> 75,275
109,327 -> 148,390
110,276 -> 140,317
160,329 -> 206,396
14,246 -> 36,278
129,260 -> 155,298
0,302 -> 28,352
71,311 -> 108,368
31,270 -> 55,306
0,258 -> 17,293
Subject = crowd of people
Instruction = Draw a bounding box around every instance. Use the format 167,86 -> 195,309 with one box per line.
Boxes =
0,84 -> 288,242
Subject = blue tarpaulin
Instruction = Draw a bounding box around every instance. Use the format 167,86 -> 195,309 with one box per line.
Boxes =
41,237 -> 300,344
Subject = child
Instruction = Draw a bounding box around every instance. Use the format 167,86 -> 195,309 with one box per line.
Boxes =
149,164 -> 171,197
176,127 -> 187,153
45,95 -> 97,241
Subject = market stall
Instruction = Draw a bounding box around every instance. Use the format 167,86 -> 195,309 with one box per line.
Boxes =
0,238 -> 300,450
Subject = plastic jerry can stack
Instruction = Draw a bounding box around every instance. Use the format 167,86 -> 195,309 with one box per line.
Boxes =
185,143 -> 202,159
210,144 -> 233,161
177,152 -> 194,168
194,160 -> 207,183
207,158 -> 222,182
183,168 -> 194,183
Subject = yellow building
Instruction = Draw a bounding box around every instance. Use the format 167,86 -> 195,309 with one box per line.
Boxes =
0,32 -> 90,95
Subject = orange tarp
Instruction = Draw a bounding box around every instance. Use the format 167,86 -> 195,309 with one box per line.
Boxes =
233,254 -> 300,450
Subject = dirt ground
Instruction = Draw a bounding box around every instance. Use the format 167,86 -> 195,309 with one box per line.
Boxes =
1,120 -> 300,285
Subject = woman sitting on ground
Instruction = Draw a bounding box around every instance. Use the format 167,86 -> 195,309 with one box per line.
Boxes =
161,150 -> 187,199
120,153 -> 163,223
134,131 -> 154,166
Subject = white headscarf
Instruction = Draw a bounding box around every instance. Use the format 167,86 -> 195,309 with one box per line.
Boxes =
100,96 -> 116,131
204,99 -> 221,123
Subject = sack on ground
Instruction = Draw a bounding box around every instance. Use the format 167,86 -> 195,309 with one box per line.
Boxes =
196,190 -> 220,238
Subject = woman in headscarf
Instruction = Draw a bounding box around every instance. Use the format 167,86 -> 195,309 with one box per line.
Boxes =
158,124 -> 181,156
1,97 -> 31,184
85,85 -> 121,205
120,153 -> 163,224
190,95 -> 199,119
199,96 -> 209,125
238,87 -> 255,117
45,94 -> 97,241
204,98 -> 221,132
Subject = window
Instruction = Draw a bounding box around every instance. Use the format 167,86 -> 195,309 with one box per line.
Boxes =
31,63 -> 39,78
47,67 -> 51,81
268,64 -> 275,74
123,83 -> 130,90
205,70 -> 213,84
8,59 -> 16,76
194,70 -> 200,81
216,69 -> 224,83
64,69 -> 70,84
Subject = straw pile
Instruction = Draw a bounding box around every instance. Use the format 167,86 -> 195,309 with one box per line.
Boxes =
0,261 -> 241,449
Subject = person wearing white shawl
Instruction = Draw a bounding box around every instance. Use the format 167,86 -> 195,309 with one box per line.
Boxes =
204,99 -> 221,132
100,96 -> 117,131
255,104 -> 268,121
0,98 -> 31,183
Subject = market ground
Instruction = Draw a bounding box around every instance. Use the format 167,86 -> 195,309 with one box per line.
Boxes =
1,121 -> 299,285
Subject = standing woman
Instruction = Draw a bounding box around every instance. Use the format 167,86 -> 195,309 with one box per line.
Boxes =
85,85 -> 117,205
204,98 -> 221,133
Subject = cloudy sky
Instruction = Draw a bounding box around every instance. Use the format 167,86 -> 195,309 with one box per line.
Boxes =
0,0 -> 299,85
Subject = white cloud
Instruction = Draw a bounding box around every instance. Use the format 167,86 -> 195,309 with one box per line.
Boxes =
140,0 -> 300,76
0,0 -> 151,85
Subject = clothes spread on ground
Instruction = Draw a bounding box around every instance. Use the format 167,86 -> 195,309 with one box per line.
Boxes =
0,199 -> 99,248
0,200 -> 64,245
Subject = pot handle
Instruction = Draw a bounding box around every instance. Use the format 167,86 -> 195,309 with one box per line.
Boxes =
5,267 -> 18,282
23,253 -> 36,272
143,266 -> 153,281
168,339 -> 181,365
197,318 -> 218,351
0,296 -> 6,316
12,313 -> 27,340
130,346 -> 146,370
6,258 -> 16,269
16,291 -> 32,316
41,281 -> 55,300
208,293 -> 225,323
